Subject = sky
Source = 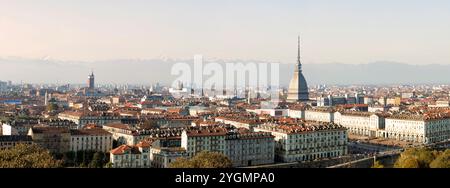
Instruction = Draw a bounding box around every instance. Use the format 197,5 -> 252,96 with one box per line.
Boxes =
1,0 -> 450,65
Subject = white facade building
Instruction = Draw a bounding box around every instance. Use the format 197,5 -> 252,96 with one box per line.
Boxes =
246,108 -> 289,117
1,123 -> 33,135
69,128 -> 113,152
225,131 -> 275,167
181,127 -> 228,158
1,123 -> 20,135
181,125 -> 276,167
58,111 -> 121,126
102,123 -> 137,145
334,111 -> 385,137
254,123 -> 348,163
110,141 -> 151,168
288,107 -> 335,123
214,116 -> 262,131
288,109 -> 304,119
304,109 -> 334,123
384,114 -> 450,144
150,147 -> 187,168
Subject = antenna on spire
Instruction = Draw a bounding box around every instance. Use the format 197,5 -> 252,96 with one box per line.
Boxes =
298,36 -> 301,62
297,35 -> 302,72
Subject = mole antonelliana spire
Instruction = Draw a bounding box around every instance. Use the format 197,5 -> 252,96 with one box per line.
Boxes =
287,36 -> 309,102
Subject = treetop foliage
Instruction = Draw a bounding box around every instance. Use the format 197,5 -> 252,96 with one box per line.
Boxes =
394,148 -> 450,168
0,144 -> 62,168
170,151 -> 233,168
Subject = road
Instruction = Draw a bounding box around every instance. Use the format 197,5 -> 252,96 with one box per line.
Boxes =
348,140 -> 401,155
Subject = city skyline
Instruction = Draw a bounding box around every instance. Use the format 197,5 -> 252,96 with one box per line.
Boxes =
1,0 -> 450,65
4,58 -> 450,85
2,0 -> 450,179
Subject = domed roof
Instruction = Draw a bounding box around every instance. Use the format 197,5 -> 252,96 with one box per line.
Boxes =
287,69 -> 309,102
296,71 -> 308,93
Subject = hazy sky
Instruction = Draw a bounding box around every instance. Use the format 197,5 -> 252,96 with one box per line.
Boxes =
1,0 -> 450,64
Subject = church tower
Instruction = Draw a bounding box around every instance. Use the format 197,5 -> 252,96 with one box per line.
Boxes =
88,71 -> 95,90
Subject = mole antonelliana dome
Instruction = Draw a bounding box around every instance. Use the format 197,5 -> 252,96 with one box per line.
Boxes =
287,36 -> 309,102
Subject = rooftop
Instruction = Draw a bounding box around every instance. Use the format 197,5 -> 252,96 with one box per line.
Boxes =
184,127 -> 229,137
215,113 -> 266,124
103,122 -> 132,130
226,131 -> 274,140
302,107 -> 336,113
388,111 -> 450,121
110,141 -> 152,155
70,128 -> 112,136
256,122 -> 346,134
151,147 -> 186,152
110,145 -> 141,155
337,111 -> 375,117
31,126 -> 70,134
59,111 -> 119,117
0,135 -> 33,142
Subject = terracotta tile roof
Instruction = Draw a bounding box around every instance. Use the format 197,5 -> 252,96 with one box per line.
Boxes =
135,140 -> 151,148
337,111 -> 374,117
185,126 -> 229,137
59,111 -> 119,117
341,104 -> 369,108
0,135 -> 33,142
142,108 -> 166,112
167,108 -> 183,113
103,123 -> 132,130
31,126 -> 70,134
257,122 -> 346,135
388,111 -> 450,121
226,131 -> 274,140
70,128 -> 112,136
193,120 -> 222,126
111,145 -> 132,155
215,113 -> 265,124
110,145 -> 141,155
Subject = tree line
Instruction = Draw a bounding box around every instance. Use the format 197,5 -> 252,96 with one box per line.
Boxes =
372,147 -> 450,168
0,144 -> 110,168
394,148 -> 450,168
169,151 -> 233,168
55,150 -> 110,168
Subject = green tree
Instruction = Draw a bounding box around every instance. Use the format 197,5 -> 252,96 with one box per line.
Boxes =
104,162 -> 113,168
80,150 -> 97,167
0,144 -> 62,168
89,152 -> 104,168
75,151 -> 84,166
371,160 -> 384,168
170,158 -> 195,168
394,148 -> 437,168
395,155 -> 420,168
170,151 -> 232,168
103,153 -> 110,165
430,149 -> 450,168
61,151 -> 77,167
47,103 -> 59,112
191,151 -> 233,168
414,148 -> 435,168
